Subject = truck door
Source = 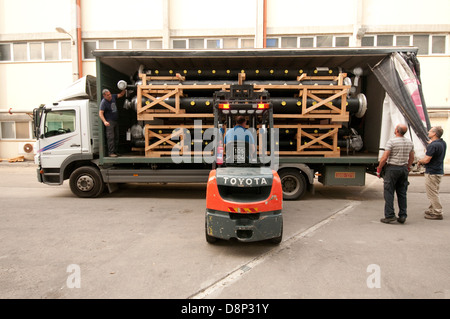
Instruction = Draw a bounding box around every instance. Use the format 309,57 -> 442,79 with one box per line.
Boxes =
38,106 -> 82,168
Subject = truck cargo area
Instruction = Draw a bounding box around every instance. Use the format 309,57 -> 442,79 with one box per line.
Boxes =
34,47 -> 425,198
94,48 -> 403,165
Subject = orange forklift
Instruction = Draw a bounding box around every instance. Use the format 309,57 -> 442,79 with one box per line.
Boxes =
205,85 -> 283,244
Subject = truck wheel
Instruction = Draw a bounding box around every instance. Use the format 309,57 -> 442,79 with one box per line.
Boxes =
69,166 -> 105,198
279,169 -> 307,200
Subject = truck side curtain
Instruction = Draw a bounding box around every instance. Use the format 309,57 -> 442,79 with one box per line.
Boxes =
371,52 -> 430,148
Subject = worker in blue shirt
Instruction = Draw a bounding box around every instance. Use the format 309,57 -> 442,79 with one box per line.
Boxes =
99,88 -> 125,157
418,126 -> 447,220
224,116 -> 256,157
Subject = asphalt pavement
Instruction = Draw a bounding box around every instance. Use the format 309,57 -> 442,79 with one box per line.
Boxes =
0,161 -> 449,301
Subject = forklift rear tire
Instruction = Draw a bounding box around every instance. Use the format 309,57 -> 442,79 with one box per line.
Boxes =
69,166 -> 105,198
279,169 -> 307,200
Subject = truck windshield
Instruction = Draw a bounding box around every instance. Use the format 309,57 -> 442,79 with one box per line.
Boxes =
44,110 -> 76,138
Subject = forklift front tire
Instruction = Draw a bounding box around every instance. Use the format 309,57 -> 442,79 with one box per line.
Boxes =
205,220 -> 217,243
206,231 -> 217,244
270,225 -> 283,244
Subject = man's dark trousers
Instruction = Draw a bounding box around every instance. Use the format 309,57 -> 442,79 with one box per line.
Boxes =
383,165 -> 409,219
106,120 -> 119,155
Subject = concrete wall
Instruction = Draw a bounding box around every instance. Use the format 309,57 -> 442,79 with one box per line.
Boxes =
1,0 -> 449,161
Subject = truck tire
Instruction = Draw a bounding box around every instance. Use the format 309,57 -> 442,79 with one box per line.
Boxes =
279,169 -> 307,200
69,166 -> 105,198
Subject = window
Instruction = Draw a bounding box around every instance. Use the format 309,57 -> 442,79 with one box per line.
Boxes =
223,38 -> 238,49
281,37 -> 297,48
116,40 -> 130,49
207,39 -> 221,49
0,44 -> 12,61
173,39 -> 187,49
132,40 -> 147,49
396,36 -> 411,46
61,41 -> 71,60
335,36 -> 349,47
299,37 -> 314,48
316,36 -> 332,47
413,35 -> 429,55
44,42 -> 59,61
241,38 -> 254,48
189,39 -> 204,49
432,35 -> 445,54
377,35 -> 394,46
13,43 -> 28,61
266,38 -> 279,48
361,34 -> 446,54
16,122 -> 31,139
29,42 -> 43,60
0,122 -> 15,139
0,121 -> 30,139
44,110 -> 76,138
361,36 -> 375,46
149,40 -> 162,49
99,40 -> 114,49
83,41 -> 97,59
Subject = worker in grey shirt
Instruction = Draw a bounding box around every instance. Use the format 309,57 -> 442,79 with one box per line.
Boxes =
377,124 -> 415,224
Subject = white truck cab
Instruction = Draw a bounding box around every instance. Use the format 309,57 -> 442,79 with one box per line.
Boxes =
34,76 -> 99,188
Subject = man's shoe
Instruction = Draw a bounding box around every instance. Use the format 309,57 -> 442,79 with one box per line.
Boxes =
397,216 -> 406,224
380,217 -> 397,224
424,214 -> 443,220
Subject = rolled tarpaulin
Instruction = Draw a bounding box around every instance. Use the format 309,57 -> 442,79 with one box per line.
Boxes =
371,52 -> 429,147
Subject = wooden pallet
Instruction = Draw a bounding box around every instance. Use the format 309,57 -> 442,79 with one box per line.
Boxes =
275,124 -> 341,157
144,124 -> 214,157
0,156 -> 25,163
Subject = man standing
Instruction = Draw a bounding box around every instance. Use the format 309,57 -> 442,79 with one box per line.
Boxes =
418,126 -> 447,220
99,88 -> 125,157
377,124 -> 415,224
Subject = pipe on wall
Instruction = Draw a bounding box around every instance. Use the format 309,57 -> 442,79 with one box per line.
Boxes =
263,0 -> 267,48
76,0 -> 83,78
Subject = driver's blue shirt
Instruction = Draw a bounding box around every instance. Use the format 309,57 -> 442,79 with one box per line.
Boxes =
224,125 -> 255,145
100,94 -> 118,122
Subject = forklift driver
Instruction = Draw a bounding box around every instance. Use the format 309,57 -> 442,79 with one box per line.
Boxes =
223,116 -> 256,156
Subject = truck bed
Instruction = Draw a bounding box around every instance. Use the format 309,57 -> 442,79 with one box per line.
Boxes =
100,152 -> 379,165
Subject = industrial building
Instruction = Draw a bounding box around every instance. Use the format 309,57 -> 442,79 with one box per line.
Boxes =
0,0 -> 449,161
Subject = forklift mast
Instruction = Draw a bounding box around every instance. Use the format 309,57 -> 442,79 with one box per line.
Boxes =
213,84 -> 277,169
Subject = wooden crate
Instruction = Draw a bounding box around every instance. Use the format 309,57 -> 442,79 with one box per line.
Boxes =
144,124 -> 214,158
275,124 -> 341,157
136,72 -> 221,121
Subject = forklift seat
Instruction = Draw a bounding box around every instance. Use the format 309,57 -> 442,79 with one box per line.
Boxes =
225,140 -> 254,164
